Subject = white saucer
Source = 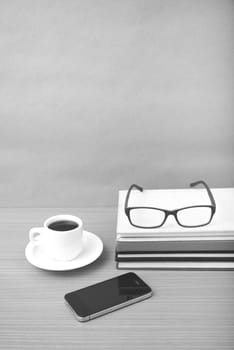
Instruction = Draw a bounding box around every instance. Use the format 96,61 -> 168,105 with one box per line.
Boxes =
25,230 -> 103,271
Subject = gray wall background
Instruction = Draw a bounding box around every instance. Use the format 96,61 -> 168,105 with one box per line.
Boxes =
0,0 -> 233,207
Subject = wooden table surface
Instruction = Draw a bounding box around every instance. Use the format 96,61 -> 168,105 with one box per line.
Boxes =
1,208 -> 234,350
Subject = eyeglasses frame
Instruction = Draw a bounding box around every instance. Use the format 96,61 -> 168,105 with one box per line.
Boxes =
124,180 -> 216,229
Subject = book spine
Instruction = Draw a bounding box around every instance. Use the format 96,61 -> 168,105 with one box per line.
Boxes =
117,232 -> 234,239
116,256 -> 234,262
116,240 -> 234,253
116,262 -> 234,270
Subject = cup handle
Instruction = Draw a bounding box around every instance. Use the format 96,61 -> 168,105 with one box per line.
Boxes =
29,227 -> 45,245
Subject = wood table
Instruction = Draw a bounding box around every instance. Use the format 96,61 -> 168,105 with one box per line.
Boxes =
1,208 -> 234,350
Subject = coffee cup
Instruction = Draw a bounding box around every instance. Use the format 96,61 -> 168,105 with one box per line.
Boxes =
29,214 -> 83,261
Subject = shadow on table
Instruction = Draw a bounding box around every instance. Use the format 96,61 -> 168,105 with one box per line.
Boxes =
40,246 -> 113,278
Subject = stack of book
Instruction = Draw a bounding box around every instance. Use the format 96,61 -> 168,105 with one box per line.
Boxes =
115,187 -> 234,269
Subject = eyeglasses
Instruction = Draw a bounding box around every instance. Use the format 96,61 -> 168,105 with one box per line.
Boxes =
124,180 -> 216,229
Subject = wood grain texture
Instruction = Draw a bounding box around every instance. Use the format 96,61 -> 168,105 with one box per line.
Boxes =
0,208 -> 234,350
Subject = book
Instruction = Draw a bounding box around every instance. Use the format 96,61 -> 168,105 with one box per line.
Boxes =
116,239 -> 234,253
117,261 -> 234,270
116,253 -> 234,261
117,187 -> 234,239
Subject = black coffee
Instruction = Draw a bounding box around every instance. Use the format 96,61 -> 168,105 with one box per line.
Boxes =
48,220 -> 78,231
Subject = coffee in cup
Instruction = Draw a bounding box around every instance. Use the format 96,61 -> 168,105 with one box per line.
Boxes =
48,220 -> 79,232
29,215 -> 83,261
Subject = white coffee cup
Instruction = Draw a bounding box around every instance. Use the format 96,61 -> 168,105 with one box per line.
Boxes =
29,214 -> 83,261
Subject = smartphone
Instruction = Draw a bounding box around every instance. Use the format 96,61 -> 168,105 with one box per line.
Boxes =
64,272 -> 152,322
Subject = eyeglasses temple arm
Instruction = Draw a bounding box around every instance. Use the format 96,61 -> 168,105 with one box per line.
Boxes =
124,184 -> 143,214
190,180 -> 216,211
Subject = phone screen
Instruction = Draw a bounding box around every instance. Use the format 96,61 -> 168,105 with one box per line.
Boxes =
64,273 -> 152,320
